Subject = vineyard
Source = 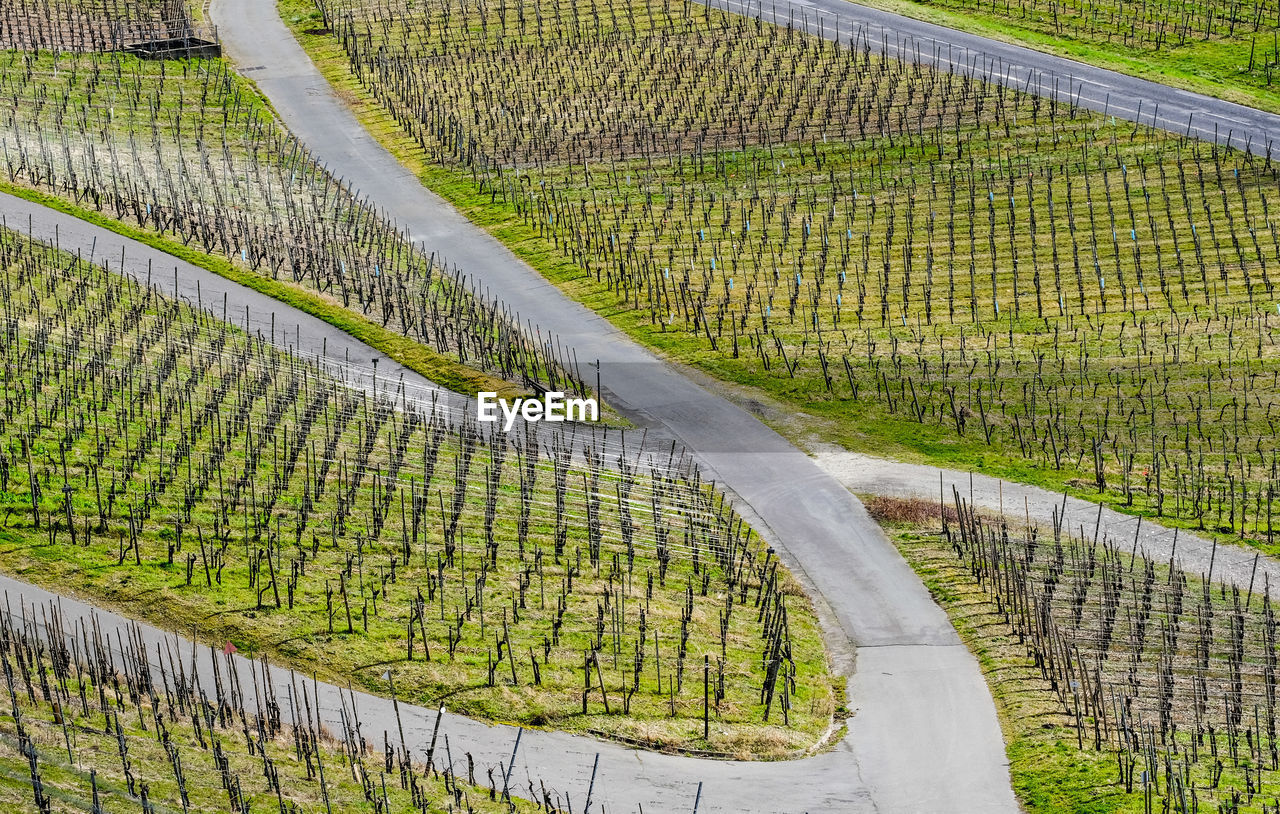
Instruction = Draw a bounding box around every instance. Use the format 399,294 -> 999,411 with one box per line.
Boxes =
0,226 -> 834,757
310,0 -> 1280,548
11,0 -> 1280,806
851,0 -> 1280,105
0,0 -> 214,56
872,491 -> 1280,812
0,598 -> 539,813
0,35 -> 588,399
911,0 -> 1278,51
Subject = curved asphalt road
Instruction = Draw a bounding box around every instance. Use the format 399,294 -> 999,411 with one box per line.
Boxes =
130,0 -> 1037,811
0,195 -> 455,409
6,0 -> 1277,805
1,190 -> 1007,810
200,0 -> 1280,808
15,161 -> 1280,809
727,0 -> 1279,154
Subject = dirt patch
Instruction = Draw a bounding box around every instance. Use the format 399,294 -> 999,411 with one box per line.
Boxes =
864,494 -> 957,526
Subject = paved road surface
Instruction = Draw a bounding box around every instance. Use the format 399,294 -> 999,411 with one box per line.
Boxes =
197,0 -> 1280,809
0,195 -> 458,397
10,187 -> 1277,809
8,191 -> 1280,808
816,446 -> 1280,590
7,0 -> 1277,805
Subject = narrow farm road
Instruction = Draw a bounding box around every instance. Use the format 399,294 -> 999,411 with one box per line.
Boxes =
0,188 -> 1014,807
718,0 -> 1280,154
189,0 -> 1025,811
0,571 -> 963,814
0,65 -> 1017,814
815,447 -> 1280,593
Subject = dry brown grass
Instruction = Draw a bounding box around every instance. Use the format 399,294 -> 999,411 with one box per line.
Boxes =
863,495 -> 958,526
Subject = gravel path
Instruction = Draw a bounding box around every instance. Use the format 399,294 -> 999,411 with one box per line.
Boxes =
815,446 -> 1280,593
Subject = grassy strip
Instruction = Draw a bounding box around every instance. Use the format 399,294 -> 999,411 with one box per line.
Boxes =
0,179 -> 526,400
